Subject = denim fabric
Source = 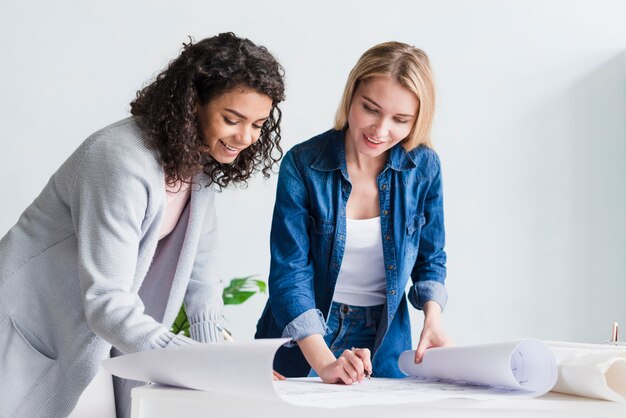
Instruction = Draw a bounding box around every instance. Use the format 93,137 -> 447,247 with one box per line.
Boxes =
255,129 -> 447,378
308,302 -> 383,378
325,302 -> 383,357
281,308 -> 329,345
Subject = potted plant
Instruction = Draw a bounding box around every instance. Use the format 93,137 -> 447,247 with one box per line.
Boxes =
171,275 -> 266,337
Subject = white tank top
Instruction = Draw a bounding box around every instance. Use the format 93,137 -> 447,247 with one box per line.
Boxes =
333,217 -> 387,306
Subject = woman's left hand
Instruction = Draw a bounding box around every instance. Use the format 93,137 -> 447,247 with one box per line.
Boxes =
414,301 -> 450,364
273,370 -> 286,381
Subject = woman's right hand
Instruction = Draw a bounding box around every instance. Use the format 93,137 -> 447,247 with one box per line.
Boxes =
317,348 -> 372,385
298,334 -> 372,385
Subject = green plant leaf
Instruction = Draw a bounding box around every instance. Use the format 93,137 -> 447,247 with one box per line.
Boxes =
171,304 -> 190,337
169,275 -> 266,335
223,290 -> 256,305
222,275 -> 266,306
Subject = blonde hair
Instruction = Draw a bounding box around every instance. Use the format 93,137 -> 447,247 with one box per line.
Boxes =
334,42 -> 436,150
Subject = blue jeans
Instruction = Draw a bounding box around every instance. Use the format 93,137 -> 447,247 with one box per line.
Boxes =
309,301 -> 384,377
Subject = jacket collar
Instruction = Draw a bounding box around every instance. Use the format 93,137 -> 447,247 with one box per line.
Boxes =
310,129 -> 346,172
310,129 -> 417,172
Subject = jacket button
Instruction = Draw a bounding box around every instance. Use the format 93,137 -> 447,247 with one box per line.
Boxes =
389,289 -> 396,295
339,234 -> 345,241
383,210 -> 389,216
333,262 -> 339,269
385,235 -> 391,240
387,265 -> 394,270
381,184 -> 387,190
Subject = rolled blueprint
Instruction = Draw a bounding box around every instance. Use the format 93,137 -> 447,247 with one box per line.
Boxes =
398,339 -> 558,397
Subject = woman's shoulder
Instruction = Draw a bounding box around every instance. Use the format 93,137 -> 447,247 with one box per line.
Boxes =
83,117 -> 150,155
64,117 -> 163,188
406,145 -> 442,180
285,129 -> 342,166
78,117 -> 159,168
290,129 -> 338,152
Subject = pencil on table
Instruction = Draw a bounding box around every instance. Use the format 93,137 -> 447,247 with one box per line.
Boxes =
216,323 -> 234,343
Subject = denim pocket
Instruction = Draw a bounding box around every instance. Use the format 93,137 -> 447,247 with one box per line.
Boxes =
406,213 -> 426,235
405,213 -> 425,259
309,215 -> 336,259
0,316 -> 56,415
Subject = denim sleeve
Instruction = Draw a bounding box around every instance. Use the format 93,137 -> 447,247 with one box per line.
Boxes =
408,154 -> 448,312
281,308 -> 330,347
268,151 -> 321,335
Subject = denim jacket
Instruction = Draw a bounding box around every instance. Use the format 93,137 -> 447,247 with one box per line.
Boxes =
255,129 -> 447,377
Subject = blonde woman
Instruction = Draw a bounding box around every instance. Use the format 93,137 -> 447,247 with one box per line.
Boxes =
256,41 -> 449,383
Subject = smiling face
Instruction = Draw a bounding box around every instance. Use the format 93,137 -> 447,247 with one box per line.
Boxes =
345,76 -> 419,160
196,86 -> 273,164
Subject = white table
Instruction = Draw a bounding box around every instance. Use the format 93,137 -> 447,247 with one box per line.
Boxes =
131,384 -> 626,418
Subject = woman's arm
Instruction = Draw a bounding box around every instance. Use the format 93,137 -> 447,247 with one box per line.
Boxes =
267,150 -> 322,337
414,300 -> 449,362
71,138 -> 192,354
269,150 -> 370,383
184,185 -> 224,343
407,153 -> 450,362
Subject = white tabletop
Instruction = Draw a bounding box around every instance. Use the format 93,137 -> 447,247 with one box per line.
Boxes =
131,384 -> 626,418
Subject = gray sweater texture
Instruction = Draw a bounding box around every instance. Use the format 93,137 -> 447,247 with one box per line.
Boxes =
0,118 -> 224,417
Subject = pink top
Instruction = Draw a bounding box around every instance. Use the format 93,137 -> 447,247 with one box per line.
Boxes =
159,179 -> 191,240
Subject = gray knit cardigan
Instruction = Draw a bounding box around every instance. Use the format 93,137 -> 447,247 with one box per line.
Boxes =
0,118 -> 224,418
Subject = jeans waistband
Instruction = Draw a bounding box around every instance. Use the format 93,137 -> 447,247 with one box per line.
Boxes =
331,301 -> 384,326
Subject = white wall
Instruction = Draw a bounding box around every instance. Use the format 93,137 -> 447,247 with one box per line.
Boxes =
1,0 -> 625,347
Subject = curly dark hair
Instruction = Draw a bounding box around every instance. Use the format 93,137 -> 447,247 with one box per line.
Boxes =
130,32 -> 285,189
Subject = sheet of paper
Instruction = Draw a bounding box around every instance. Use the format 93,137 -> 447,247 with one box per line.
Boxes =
102,338 -> 289,402
398,339 -> 558,398
104,338 -> 626,407
545,341 -> 626,401
274,376 -> 526,407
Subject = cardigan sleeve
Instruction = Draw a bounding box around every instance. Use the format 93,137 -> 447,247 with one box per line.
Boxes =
70,137 -> 193,354
184,186 -> 224,343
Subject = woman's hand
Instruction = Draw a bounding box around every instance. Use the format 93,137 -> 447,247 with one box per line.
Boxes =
414,301 -> 450,364
317,348 -> 372,384
272,370 -> 286,381
297,334 -> 372,385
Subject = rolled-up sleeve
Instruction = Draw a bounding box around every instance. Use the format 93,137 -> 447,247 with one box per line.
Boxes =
281,309 -> 329,346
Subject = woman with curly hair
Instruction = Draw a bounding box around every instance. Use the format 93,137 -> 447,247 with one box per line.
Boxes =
0,32 -> 285,418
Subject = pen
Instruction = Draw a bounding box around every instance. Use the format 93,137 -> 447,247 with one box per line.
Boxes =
215,323 -> 234,343
611,321 -> 619,343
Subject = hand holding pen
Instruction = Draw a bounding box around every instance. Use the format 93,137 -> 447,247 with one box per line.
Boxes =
319,347 -> 372,384
297,334 -> 372,384
352,347 -> 372,379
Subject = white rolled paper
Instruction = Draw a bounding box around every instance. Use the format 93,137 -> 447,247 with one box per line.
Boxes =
398,338 -> 558,397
